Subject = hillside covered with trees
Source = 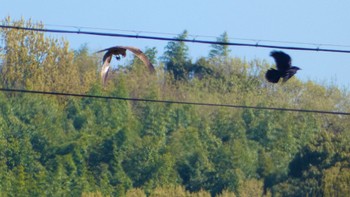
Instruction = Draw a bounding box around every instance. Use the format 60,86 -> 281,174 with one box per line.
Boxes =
0,18 -> 349,197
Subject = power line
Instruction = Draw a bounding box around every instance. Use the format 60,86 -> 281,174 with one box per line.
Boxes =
0,88 -> 349,116
42,23 -> 350,49
2,24 -> 350,54
2,20 -> 350,49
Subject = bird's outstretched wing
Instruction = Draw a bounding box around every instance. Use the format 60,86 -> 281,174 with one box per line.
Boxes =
100,54 -> 112,86
270,51 -> 291,71
121,46 -> 155,73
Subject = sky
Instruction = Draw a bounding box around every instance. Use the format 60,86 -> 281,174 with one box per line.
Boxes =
1,0 -> 350,88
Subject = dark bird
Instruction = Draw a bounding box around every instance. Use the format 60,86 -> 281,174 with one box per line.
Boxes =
265,50 -> 301,83
96,46 -> 155,85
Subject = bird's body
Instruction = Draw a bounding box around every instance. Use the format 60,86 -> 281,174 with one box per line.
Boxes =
265,51 -> 301,83
96,46 -> 155,85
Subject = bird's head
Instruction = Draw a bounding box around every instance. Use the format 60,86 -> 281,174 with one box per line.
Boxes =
290,66 -> 301,71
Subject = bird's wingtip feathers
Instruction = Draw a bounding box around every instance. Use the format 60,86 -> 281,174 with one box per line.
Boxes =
270,50 -> 283,57
270,50 -> 277,55
95,49 -> 107,53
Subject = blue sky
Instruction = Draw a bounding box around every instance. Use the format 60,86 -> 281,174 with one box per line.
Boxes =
1,0 -> 350,88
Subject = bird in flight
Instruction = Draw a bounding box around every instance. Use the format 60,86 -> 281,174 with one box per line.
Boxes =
96,46 -> 155,86
265,51 -> 301,83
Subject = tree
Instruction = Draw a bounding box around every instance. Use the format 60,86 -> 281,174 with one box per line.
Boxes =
273,131 -> 350,196
0,17 -> 93,93
168,127 -> 214,192
191,57 -> 215,80
132,47 -> 158,68
73,44 -> 99,92
209,32 -> 231,58
162,30 -> 192,81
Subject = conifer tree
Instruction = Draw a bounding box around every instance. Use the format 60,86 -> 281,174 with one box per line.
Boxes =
209,32 -> 231,58
162,30 -> 192,81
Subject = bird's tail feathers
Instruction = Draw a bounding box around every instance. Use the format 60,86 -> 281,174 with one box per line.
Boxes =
265,69 -> 281,83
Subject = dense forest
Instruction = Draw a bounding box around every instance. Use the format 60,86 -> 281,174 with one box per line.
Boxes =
0,18 -> 349,197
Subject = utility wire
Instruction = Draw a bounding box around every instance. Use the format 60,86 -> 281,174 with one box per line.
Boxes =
0,88 -> 349,116
2,20 -> 350,48
2,25 -> 350,54
43,23 -> 350,49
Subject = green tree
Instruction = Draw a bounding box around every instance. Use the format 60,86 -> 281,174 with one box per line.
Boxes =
191,57 -> 215,79
73,44 -> 99,92
131,47 -> 157,68
0,17 -> 94,93
209,32 -> 231,58
273,131 -> 350,196
168,127 -> 214,192
322,163 -> 350,197
162,30 -> 192,81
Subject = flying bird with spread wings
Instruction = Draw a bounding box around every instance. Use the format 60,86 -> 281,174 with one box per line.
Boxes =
265,50 -> 301,83
96,46 -> 155,85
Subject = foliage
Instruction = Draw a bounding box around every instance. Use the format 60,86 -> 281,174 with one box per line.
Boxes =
0,18 -> 349,196
0,16 -> 98,93
209,32 -> 231,58
161,30 -> 192,81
